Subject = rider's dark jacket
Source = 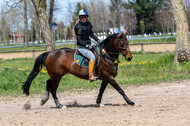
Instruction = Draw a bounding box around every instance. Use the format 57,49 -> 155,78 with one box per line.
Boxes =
74,20 -> 99,48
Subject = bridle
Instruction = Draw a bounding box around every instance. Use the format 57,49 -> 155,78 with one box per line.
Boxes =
117,38 -> 131,57
100,34 -> 131,65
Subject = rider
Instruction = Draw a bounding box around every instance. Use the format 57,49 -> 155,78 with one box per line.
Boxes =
74,9 -> 101,82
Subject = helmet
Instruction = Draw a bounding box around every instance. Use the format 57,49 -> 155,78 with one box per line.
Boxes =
78,9 -> 89,17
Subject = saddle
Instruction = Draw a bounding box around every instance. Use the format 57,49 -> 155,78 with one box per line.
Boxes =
74,47 -> 100,68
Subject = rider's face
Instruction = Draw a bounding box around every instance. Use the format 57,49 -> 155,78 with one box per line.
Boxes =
80,16 -> 88,23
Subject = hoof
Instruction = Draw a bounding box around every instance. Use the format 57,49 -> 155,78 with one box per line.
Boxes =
40,99 -> 47,106
99,103 -> 105,107
128,101 -> 135,106
56,104 -> 63,108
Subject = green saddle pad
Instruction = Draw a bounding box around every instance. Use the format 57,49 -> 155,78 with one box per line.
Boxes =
74,47 -> 100,68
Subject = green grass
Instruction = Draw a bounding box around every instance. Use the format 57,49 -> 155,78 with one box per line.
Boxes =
130,37 -> 176,44
116,53 -> 190,85
0,53 -> 190,96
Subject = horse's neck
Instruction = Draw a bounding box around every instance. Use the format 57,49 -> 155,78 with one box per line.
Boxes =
103,39 -> 119,59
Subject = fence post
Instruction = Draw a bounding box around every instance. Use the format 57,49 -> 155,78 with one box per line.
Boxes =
32,50 -> 35,58
141,43 -> 145,53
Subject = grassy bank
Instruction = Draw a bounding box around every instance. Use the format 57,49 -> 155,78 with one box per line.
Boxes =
0,52 -> 190,96
130,37 -> 176,44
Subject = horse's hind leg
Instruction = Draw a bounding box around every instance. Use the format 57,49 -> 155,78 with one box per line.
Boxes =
50,77 -> 63,108
41,79 -> 51,106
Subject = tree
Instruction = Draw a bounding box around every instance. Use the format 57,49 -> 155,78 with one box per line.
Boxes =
123,0 -> 162,34
48,0 -> 54,31
56,21 -> 66,40
88,1 -> 99,33
1,7 -> 7,44
31,0 -> 55,51
24,0 -> 28,47
3,0 -> 25,44
109,0 -> 122,30
170,0 -> 190,63
140,20 -> 145,34
70,2 -> 86,28
98,1 -> 108,38
155,0 -> 173,33
88,0 -> 110,36
184,0 -> 190,30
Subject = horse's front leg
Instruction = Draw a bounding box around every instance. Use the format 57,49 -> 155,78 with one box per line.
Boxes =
108,76 -> 135,106
96,79 -> 108,106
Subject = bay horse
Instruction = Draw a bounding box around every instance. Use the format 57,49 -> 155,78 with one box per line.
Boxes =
22,29 -> 135,108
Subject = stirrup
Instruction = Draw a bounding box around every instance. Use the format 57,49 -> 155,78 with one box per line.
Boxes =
89,75 -> 98,82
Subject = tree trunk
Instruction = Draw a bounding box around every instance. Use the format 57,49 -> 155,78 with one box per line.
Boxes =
31,0 -> 55,51
1,7 -> 6,44
35,22 -> 40,43
48,0 -> 54,29
24,0 -> 28,47
170,0 -> 190,63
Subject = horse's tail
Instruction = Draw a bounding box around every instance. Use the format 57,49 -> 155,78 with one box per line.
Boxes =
22,52 -> 50,96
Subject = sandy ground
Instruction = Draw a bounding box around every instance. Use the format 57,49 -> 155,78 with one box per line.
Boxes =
130,44 -> 176,53
0,44 -> 176,60
0,80 -> 190,126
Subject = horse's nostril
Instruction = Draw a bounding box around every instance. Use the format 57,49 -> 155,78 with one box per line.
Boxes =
127,57 -> 132,61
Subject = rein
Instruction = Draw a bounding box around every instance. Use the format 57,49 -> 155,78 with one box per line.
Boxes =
100,48 -> 119,65
99,37 -> 120,65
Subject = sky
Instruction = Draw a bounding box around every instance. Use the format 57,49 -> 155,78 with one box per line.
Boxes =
0,0 -> 3,6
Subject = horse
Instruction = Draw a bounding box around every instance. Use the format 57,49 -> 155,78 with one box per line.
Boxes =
22,29 -> 135,108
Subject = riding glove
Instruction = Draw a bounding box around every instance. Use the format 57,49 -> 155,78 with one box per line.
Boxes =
86,45 -> 94,51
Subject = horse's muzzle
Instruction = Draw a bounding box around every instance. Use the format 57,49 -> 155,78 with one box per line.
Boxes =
126,57 -> 132,61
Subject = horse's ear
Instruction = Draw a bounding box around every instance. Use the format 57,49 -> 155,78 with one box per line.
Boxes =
124,27 -> 128,35
118,32 -> 122,38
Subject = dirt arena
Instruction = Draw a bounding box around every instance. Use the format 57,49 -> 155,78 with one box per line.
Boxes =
0,80 -> 190,126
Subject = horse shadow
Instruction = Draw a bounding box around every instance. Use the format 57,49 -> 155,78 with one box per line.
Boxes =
64,103 -> 128,108
25,103 -> 128,110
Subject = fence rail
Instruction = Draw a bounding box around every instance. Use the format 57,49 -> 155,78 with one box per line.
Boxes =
0,49 -> 46,53
0,42 -> 177,60
130,42 -> 175,45
0,42 -> 176,54
0,49 -> 46,59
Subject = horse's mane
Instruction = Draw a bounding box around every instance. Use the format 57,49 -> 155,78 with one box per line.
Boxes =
55,47 -> 75,52
101,34 -> 117,49
102,34 -> 117,44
